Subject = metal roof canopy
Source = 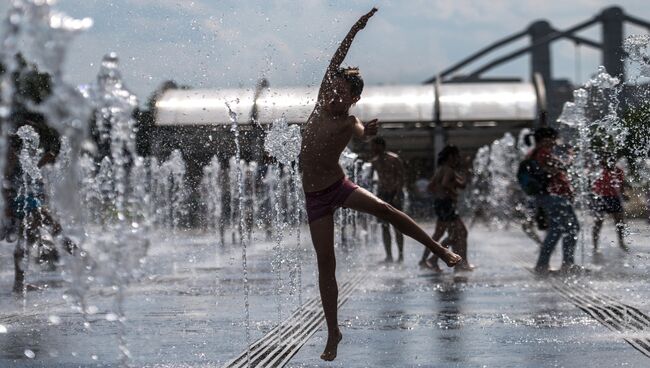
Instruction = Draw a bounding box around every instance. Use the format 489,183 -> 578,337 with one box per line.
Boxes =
155,82 -> 537,126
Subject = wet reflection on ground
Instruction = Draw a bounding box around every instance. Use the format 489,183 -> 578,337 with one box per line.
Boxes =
1,222 -> 649,367
436,276 -> 466,363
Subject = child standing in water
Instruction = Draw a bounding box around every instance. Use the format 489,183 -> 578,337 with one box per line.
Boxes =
300,8 -> 462,361
592,156 -> 629,253
419,146 -> 474,271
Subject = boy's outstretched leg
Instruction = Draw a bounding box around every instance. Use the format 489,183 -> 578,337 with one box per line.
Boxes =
308,214 -> 342,361
426,236 -> 453,272
344,188 -> 462,267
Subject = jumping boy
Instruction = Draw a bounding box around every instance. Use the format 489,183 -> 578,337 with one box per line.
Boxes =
300,8 -> 462,361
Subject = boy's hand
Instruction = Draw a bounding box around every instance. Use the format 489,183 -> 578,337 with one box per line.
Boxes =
363,119 -> 379,138
355,7 -> 378,30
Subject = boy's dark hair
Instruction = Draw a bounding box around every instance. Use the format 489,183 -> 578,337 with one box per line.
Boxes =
437,145 -> 460,166
337,67 -> 364,97
372,136 -> 386,148
533,127 -> 558,143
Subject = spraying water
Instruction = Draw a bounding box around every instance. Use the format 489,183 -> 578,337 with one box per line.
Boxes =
201,156 -> 225,245
225,102 -> 251,366
264,117 -> 304,308
558,66 -> 624,264
15,125 -> 42,302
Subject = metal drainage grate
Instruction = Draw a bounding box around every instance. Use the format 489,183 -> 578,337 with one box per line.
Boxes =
517,258 -> 650,358
223,272 -> 364,368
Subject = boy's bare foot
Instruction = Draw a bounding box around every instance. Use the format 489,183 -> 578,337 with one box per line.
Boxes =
320,330 -> 343,361
440,250 -> 462,267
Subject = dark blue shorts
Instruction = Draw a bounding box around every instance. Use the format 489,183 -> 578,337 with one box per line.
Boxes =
592,195 -> 623,214
13,195 -> 42,220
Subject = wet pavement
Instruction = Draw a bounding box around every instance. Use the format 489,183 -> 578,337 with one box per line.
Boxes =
1,219 -> 649,367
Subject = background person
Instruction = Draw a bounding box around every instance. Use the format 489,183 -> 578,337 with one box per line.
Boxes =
529,127 -> 579,274
420,146 -> 473,271
592,156 -> 629,253
370,136 -> 405,262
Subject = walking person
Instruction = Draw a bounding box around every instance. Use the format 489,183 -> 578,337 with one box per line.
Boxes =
370,137 -> 405,262
9,145 -> 80,293
527,128 -> 580,274
592,156 -> 629,253
299,8 -> 461,361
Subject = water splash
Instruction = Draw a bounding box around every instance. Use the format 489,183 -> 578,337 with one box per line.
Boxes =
486,133 -> 519,227
263,116 -> 301,165
557,65 -> 626,264
150,150 -> 188,230
225,102 -> 251,367
81,53 -> 148,367
2,4 -> 95,330
162,150 -> 188,230
624,34 -> 650,77
201,156 -> 225,246
15,125 -> 43,301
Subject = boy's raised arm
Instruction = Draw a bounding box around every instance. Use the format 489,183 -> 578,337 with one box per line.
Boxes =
317,8 -> 377,97
327,7 -> 377,74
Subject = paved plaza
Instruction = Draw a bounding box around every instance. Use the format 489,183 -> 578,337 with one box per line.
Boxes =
1,220 -> 649,367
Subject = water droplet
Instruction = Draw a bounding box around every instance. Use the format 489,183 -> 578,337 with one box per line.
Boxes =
24,349 -> 35,359
0,325 -> 7,333
106,313 -> 119,321
48,315 -> 61,325
86,305 -> 99,314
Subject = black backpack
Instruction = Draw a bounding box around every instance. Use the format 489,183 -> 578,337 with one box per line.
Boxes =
517,156 -> 549,196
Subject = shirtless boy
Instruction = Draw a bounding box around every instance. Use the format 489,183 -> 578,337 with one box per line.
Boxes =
371,137 -> 405,262
419,146 -> 474,271
300,8 -> 462,361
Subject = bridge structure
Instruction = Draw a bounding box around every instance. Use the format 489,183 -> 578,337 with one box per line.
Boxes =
425,6 -> 650,119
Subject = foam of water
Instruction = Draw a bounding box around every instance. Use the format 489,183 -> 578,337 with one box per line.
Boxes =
201,156 -> 224,244
624,34 -> 650,77
263,116 -> 301,165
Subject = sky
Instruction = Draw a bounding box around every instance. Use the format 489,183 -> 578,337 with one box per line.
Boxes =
1,0 -> 649,104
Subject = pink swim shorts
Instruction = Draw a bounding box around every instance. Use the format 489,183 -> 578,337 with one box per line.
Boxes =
304,177 -> 359,223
